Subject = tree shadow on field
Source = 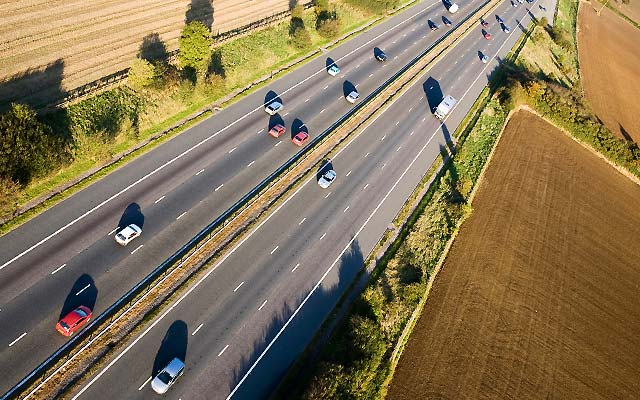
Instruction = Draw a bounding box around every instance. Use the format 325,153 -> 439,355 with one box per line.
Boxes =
208,49 -> 226,78
138,33 -> 169,62
619,123 -> 634,142
59,274 -> 98,320
185,0 -> 214,31
439,144 -> 464,204
423,76 -> 443,114
231,240 -> 365,399
0,59 -> 66,112
117,202 -> 145,230
152,321 -> 189,377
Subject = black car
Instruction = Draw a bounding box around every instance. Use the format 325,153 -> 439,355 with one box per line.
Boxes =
442,16 -> 452,26
375,51 -> 387,62
428,19 -> 439,31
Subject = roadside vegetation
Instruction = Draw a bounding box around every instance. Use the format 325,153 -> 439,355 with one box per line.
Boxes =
0,0 -> 388,229
288,0 -> 640,398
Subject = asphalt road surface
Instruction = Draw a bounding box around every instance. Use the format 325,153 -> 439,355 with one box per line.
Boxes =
0,0 -> 495,394
62,1 -> 555,399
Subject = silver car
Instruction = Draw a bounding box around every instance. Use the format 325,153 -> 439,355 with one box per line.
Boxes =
151,358 -> 184,394
114,224 -> 142,246
346,91 -> 359,104
264,101 -> 283,115
318,169 -> 337,189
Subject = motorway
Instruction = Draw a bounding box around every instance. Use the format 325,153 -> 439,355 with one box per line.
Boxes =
0,0 -> 492,394
57,1 -> 555,399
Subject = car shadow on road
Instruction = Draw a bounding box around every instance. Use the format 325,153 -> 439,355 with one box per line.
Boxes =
264,90 -> 282,107
342,80 -> 357,98
59,274 -> 98,320
326,57 -> 337,72
152,320 -> 189,377
316,159 -> 334,181
269,114 -> 285,131
230,239 -> 364,399
291,118 -> 308,139
423,76 -> 443,114
117,203 -> 145,231
373,47 -> 385,59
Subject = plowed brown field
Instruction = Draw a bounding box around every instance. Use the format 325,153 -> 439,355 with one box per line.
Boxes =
578,3 -> 640,143
0,0 -> 294,108
386,110 -> 640,400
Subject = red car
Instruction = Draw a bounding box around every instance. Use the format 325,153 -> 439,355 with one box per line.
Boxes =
292,132 -> 309,146
56,306 -> 92,336
482,29 -> 491,40
480,19 -> 489,27
269,124 -> 286,138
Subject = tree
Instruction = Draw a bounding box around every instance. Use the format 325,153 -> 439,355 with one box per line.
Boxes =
0,176 -> 19,221
0,103 -> 66,184
127,58 -> 158,89
290,4 -> 311,49
178,21 -> 212,76
315,0 -> 330,13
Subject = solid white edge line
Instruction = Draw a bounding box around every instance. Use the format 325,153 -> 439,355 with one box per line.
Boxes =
0,1 -> 439,274
138,376 -> 152,391
192,323 -> 204,336
9,332 -> 27,347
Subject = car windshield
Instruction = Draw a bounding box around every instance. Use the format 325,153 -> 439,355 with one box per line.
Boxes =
59,321 -> 70,329
324,173 -> 334,181
157,371 -> 172,384
75,309 -> 88,318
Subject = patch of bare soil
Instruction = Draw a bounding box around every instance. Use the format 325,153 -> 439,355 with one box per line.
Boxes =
0,0 -> 292,109
386,110 -> 640,400
578,3 -> 640,143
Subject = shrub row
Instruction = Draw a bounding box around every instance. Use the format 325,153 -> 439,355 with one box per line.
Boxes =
345,0 -> 400,14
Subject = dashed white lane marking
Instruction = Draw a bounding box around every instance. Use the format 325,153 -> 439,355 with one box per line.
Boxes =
228,147 -> 237,154
369,73 -> 374,78
258,300 -> 268,311
343,206 -> 350,213
396,121 -> 400,126
233,282 -> 244,292
346,170 -> 352,177
364,152 -> 370,158
51,264 -> 67,275
409,106 -> 413,112
291,263 -> 300,272
397,146 -> 402,152
320,108 -> 326,114
305,98 -> 310,102
403,33 -> 407,37
414,41 -> 417,45
324,192 -> 332,199
138,376 -> 152,391
393,39 -> 397,43
196,169 -> 205,176
356,63 -> 361,68
337,95 -> 343,100
154,196 -> 165,204
275,141 -> 282,147
270,246 -> 279,255
218,345 -> 229,357
283,112 -> 289,117
298,217 -> 306,225
9,332 -> 27,347
192,323 -> 204,336
76,284 -> 91,296
381,163 -> 387,170
363,183 -> 369,190
177,212 -> 187,220
422,117 -> 426,122
422,34 -> 426,38
258,129 -> 265,135
394,56 -> 398,60
319,232 -> 327,240
108,227 -> 118,236
410,130 -> 414,136
454,60 -> 458,65
215,184 -> 224,191
323,85 -> 328,90
381,135 -> 386,141
247,160 -> 255,168
131,245 -> 143,255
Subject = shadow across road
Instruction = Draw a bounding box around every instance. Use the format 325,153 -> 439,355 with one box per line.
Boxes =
59,274 -> 98,320
152,320 -> 189,377
117,202 -> 145,231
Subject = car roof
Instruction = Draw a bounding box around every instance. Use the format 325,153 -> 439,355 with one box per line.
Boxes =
61,307 -> 88,324
164,358 -> 185,375
269,101 -> 282,107
121,224 -> 141,234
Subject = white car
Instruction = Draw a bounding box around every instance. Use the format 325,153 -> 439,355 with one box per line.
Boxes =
328,64 -> 340,76
346,91 -> 359,103
511,0 -> 518,7
114,224 -> 142,246
318,169 -> 337,189
264,101 -> 283,115
151,358 -> 184,394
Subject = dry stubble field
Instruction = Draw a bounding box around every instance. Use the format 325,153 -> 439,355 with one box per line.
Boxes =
386,110 -> 640,400
0,0 -> 295,108
578,2 -> 640,143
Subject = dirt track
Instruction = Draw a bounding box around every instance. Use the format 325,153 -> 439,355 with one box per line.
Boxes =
0,0 -> 294,108
578,2 -> 640,143
386,110 -> 640,400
